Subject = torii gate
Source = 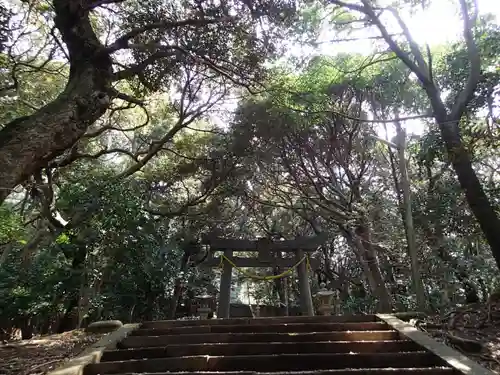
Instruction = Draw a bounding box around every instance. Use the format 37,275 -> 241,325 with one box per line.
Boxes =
201,234 -> 327,318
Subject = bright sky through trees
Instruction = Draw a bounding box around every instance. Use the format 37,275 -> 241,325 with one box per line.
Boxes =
214,1 -> 499,137
314,0 -> 500,56
285,0 -> 500,138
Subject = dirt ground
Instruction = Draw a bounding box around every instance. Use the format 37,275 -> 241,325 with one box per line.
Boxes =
1,306 -> 500,375
0,330 -> 104,375
415,301 -> 500,374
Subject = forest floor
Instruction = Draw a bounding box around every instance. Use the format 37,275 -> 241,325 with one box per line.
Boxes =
417,301 -> 500,374
0,330 -> 105,375
2,307 -> 500,375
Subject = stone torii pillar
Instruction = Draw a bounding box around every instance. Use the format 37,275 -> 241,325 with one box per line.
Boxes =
202,233 -> 327,318
296,248 -> 314,316
217,249 -> 233,319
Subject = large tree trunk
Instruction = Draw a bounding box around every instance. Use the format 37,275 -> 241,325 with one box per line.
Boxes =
439,120 -> 500,270
0,0 -> 113,203
355,225 -> 393,312
421,166 -> 480,303
417,38 -> 500,272
422,99 -> 500,272
342,225 -> 393,312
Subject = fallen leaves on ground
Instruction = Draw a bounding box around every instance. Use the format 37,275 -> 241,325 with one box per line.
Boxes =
415,301 -> 500,374
0,330 -> 105,375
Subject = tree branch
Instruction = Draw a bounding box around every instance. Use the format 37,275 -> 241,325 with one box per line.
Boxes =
387,7 -> 429,75
329,0 -> 432,87
112,47 -> 183,81
49,147 -> 139,168
85,0 -> 125,10
109,88 -> 144,106
450,0 -> 481,121
105,17 -> 232,53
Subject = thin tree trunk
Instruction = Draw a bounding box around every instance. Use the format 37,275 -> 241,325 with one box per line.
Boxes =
168,253 -> 189,319
394,121 -> 427,311
274,252 -> 289,316
422,223 -> 479,304
58,240 -> 88,333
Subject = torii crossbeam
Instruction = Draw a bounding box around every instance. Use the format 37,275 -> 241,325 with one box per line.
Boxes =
201,233 -> 327,318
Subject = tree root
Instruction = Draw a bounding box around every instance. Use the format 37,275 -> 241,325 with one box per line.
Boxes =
446,331 -> 483,353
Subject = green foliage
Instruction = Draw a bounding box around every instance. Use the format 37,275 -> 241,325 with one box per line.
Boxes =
435,21 -> 500,113
0,58 -> 68,125
0,247 -> 68,322
0,206 -> 24,244
2,0 -> 500,330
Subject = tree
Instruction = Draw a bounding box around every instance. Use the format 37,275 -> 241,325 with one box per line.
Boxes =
322,0 -> 500,270
229,61 -> 398,311
2,0 -> 500,335
0,0 -> 298,203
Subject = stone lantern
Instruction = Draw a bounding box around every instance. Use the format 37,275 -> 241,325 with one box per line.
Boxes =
195,294 -> 212,320
315,282 -> 335,316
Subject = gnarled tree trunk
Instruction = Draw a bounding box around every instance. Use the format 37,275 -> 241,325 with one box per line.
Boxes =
0,0 -> 113,203
342,225 -> 393,313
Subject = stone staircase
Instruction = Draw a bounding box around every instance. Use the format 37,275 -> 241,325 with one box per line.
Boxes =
84,315 -> 464,375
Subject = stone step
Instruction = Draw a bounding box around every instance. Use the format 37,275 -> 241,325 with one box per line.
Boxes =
119,330 -> 400,348
102,340 -> 421,361
95,369 -> 458,375
140,315 -> 378,329
131,322 -> 390,336
84,352 -> 446,375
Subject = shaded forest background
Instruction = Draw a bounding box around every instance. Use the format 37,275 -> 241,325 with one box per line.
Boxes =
1,0 -> 500,339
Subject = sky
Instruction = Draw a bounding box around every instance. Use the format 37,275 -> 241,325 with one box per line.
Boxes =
315,0 -> 500,56
282,0 -> 500,138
